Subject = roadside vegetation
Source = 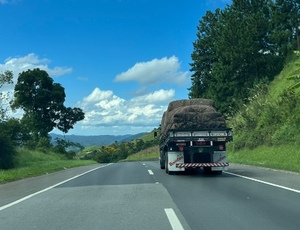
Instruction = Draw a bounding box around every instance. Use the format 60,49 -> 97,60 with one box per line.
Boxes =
77,130 -> 159,163
0,149 -> 96,184
120,146 -> 159,162
228,145 -> 300,173
0,69 -> 94,184
226,52 -> 300,173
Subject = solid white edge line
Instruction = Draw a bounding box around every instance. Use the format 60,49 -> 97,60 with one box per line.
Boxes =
148,169 -> 154,175
165,208 -> 184,230
0,163 -> 113,212
224,171 -> 300,194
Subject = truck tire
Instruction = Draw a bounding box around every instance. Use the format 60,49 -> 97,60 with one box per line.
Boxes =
160,159 -> 165,169
165,162 -> 169,174
203,167 -> 212,174
165,155 -> 169,174
212,170 -> 223,175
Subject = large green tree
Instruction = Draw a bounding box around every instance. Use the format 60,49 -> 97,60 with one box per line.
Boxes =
189,9 -> 221,99
0,70 -> 17,169
272,0 -> 300,55
12,68 -> 85,141
189,0 -> 285,114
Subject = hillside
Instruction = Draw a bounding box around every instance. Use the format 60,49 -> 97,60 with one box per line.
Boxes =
226,53 -> 300,172
228,53 -> 300,150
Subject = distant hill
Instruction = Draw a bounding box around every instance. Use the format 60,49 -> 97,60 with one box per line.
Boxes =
50,132 -> 149,147
118,132 -> 149,142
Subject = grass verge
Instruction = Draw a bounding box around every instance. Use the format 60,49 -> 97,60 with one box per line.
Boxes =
0,148 -> 97,184
123,144 -> 300,174
228,144 -> 300,173
121,146 -> 159,162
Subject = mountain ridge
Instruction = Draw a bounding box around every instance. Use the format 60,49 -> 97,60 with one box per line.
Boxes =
50,132 -> 148,147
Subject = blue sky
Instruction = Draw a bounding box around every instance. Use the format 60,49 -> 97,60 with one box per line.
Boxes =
0,0 -> 231,136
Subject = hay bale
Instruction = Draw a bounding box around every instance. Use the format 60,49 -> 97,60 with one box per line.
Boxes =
160,99 -> 226,137
167,98 -> 214,112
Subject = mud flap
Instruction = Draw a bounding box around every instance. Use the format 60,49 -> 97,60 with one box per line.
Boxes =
212,151 -> 228,171
167,151 -> 185,172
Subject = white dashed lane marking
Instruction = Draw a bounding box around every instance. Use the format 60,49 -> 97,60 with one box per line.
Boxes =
148,170 -> 154,175
165,208 -> 185,230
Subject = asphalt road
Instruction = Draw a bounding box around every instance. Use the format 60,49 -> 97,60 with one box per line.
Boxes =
0,162 -> 299,230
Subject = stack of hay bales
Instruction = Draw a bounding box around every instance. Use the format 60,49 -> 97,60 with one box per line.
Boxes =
160,99 -> 226,141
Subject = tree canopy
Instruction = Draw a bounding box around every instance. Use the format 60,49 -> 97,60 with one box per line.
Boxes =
189,0 -> 297,114
12,68 -> 85,139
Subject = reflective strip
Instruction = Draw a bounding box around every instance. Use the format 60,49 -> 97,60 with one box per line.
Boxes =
176,163 -> 229,168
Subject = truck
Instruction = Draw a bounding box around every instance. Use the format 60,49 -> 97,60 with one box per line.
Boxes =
158,98 -> 233,174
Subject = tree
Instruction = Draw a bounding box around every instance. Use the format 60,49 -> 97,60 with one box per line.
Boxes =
0,70 -> 13,121
135,139 -> 145,152
12,68 -> 85,143
0,134 -> 17,169
272,0 -> 300,55
189,0 -> 284,114
0,70 -> 17,169
189,9 -> 221,99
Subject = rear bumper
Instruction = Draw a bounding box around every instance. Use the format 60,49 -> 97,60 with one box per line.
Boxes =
176,163 -> 229,168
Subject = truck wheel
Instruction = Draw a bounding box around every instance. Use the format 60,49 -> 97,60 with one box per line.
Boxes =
203,167 -> 212,174
212,170 -> 223,175
160,159 -> 165,169
165,155 -> 169,174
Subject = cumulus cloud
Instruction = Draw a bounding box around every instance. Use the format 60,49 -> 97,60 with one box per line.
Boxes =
77,87 -> 174,131
1,53 -> 72,77
114,56 -> 189,86
131,89 -> 175,105
0,53 -> 72,92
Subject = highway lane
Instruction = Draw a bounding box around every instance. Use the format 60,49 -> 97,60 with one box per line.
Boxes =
145,161 -> 300,230
0,162 -> 190,230
0,161 -> 300,230
0,164 -> 104,207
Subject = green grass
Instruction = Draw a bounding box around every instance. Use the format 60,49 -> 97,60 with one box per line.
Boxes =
228,144 -> 300,173
269,54 -> 300,98
0,149 -> 97,184
138,131 -> 157,142
121,146 -> 159,162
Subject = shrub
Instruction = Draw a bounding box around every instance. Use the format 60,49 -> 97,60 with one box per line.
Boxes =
0,134 -> 17,169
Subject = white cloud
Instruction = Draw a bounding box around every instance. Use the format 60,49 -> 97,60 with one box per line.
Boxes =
1,53 -> 72,78
0,0 -> 19,4
76,88 -> 174,132
0,53 -> 72,92
114,56 -> 189,86
82,88 -> 114,104
131,89 -> 175,104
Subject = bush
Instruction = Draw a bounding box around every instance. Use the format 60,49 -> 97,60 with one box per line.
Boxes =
0,135 -> 17,169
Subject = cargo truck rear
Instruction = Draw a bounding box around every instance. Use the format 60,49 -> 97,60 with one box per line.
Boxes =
159,99 -> 233,174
